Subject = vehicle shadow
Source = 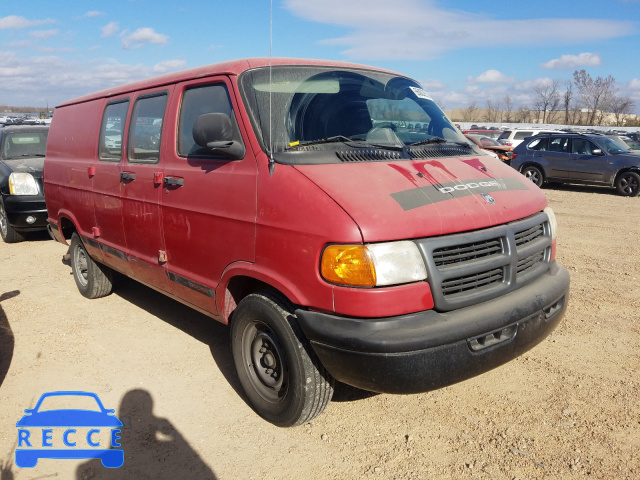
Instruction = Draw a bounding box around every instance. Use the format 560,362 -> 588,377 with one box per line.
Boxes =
112,277 -> 243,396
76,388 -> 217,479
112,278 -> 376,405
0,290 -> 19,389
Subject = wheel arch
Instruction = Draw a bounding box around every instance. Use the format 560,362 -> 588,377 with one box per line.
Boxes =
612,166 -> 640,185
518,161 -> 546,177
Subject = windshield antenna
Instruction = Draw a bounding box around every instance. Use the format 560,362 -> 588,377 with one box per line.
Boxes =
268,0 -> 275,176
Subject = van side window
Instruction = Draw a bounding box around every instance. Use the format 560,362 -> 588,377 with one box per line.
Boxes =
99,100 -> 129,161
128,93 -> 168,164
178,84 -> 237,157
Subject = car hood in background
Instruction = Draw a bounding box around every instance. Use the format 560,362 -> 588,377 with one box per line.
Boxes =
1,157 -> 45,176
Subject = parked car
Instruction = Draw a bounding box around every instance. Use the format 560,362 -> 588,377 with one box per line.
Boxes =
465,134 -> 513,163
497,128 -> 559,148
463,129 -> 502,140
45,58 -> 569,426
511,132 -> 640,196
0,125 -> 49,242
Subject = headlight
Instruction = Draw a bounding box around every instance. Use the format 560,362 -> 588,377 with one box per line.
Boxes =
544,206 -> 557,240
9,172 -> 39,195
321,241 -> 427,287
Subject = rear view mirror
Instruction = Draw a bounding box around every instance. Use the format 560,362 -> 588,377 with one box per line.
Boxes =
592,149 -> 604,156
193,113 -> 245,159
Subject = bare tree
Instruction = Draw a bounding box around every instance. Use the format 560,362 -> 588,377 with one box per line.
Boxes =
515,106 -> 533,123
607,95 -> 636,126
533,79 -> 560,124
461,101 -> 480,122
503,95 -> 513,123
484,99 -> 502,123
573,69 -> 616,126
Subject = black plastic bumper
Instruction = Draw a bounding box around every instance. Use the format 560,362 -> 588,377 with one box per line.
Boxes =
295,262 -> 570,394
2,194 -> 48,232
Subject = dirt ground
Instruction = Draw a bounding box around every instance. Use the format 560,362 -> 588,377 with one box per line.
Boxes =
0,183 -> 638,480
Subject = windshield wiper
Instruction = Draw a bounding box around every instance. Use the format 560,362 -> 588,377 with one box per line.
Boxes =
286,135 -> 403,151
409,138 -> 471,148
286,135 -> 361,150
7,154 -> 46,159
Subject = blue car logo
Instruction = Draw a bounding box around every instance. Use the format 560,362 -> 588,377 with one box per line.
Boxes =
15,391 -> 123,468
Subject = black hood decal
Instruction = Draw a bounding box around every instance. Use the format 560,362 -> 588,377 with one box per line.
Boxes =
391,177 -> 530,211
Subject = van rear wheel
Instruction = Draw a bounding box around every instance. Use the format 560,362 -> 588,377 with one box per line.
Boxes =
230,292 -> 334,427
70,233 -> 114,299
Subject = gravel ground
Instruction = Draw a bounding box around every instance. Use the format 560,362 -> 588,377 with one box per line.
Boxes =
0,183 -> 638,480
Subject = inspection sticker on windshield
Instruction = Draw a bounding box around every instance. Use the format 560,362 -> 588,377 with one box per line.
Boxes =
409,87 -> 433,100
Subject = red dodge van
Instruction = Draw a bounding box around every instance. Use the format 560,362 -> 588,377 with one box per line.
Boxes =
44,58 -> 570,426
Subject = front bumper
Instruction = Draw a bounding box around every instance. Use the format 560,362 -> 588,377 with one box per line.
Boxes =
296,262 -> 570,394
2,194 -> 48,232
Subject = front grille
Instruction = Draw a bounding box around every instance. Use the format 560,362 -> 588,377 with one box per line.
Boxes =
433,238 -> 503,268
415,212 -> 552,311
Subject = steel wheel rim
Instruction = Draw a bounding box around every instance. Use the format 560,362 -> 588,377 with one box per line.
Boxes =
241,321 -> 287,403
74,244 -> 89,287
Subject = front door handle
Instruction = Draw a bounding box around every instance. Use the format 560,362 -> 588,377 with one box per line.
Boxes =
163,176 -> 184,187
120,172 -> 136,181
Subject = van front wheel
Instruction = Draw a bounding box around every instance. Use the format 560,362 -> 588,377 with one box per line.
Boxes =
230,292 -> 334,427
70,233 -> 114,299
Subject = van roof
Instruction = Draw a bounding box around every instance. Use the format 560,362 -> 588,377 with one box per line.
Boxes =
56,57 -> 397,108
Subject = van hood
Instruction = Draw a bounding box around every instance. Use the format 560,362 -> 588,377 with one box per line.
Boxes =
294,156 -> 547,242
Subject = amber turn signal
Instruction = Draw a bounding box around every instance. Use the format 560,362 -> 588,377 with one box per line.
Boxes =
320,245 -> 377,287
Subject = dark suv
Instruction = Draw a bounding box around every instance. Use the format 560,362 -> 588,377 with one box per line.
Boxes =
0,125 -> 49,242
511,132 -> 640,197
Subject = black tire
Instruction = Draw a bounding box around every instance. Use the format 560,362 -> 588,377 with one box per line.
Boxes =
521,165 -> 544,187
70,233 -> 114,299
0,201 -> 25,243
614,171 -> 640,197
230,291 -> 334,427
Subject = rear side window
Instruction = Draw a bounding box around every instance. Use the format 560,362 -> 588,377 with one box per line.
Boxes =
548,136 -> 570,152
498,131 -> 510,140
99,100 -> 129,161
178,83 -> 237,157
128,93 -> 168,164
527,137 -> 548,151
514,131 -> 533,140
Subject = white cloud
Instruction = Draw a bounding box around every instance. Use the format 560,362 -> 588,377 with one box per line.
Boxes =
101,21 -> 119,38
121,27 -> 169,50
153,59 -> 187,73
84,11 -> 104,18
628,78 -> 640,89
0,15 -> 55,30
541,52 -> 602,69
29,29 -> 59,40
0,51 -> 185,106
284,0 -> 636,60
468,70 -> 515,84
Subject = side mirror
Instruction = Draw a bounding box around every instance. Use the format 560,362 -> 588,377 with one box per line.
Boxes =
592,149 -> 604,156
192,113 -> 245,160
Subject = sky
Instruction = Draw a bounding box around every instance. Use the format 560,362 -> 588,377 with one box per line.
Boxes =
1,0 -> 640,115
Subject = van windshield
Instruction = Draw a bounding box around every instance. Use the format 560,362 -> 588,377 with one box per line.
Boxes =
238,65 -> 468,163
